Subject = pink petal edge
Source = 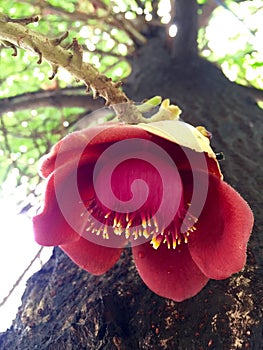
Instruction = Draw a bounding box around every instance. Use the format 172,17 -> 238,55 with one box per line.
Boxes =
132,242 -> 209,302
61,237 -> 123,275
33,173 -> 80,246
189,175 -> 254,280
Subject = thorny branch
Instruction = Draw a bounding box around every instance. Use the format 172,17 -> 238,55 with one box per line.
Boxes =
0,14 -> 144,123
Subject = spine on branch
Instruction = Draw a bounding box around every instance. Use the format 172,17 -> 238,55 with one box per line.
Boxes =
0,14 -> 183,124
0,14 -> 132,117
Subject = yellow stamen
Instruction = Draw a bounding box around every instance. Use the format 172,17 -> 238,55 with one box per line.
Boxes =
143,228 -> 151,239
114,227 -> 123,235
126,217 -> 133,228
150,235 -> 162,249
125,229 -> 130,239
103,226 -> 108,239
133,230 -> 139,240
138,228 -> 142,237
142,216 -> 147,229
104,212 -> 111,219
165,238 -> 171,249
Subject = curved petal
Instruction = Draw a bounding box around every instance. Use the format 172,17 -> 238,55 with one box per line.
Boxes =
39,124 -> 151,178
138,120 -> 222,179
61,238 -> 122,275
189,174 -> 254,280
33,154 -> 98,246
138,120 -> 215,158
33,172 -> 80,246
39,122 -> 221,183
132,243 -> 209,302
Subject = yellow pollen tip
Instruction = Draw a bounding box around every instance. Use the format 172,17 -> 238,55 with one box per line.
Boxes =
113,227 -> 123,235
150,236 -> 162,249
143,228 -> 151,239
104,212 -> 111,219
142,218 -> 147,229
133,230 -> 139,240
153,217 -> 158,228
127,218 -> 133,228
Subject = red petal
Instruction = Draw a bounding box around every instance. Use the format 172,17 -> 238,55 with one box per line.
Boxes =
60,238 -> 122,275
39,122 -> 218,182
189,174 -> 254,279
39,124 -> 151,178
33,168 -> 84,246
132,243 -> 209,302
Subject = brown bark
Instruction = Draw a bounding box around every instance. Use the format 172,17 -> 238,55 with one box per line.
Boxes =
170,0 -> 199,58
198,0 -> 218,28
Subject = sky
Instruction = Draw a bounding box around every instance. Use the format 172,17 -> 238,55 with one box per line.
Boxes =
0,194 -> 52,331
0,0 -> 262,333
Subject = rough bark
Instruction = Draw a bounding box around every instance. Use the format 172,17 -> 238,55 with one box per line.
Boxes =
0,35 -> 262,349
170,0 -> 199,58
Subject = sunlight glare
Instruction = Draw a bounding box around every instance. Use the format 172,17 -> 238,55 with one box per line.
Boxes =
0,188 -> 52,331
169,24 -> 178,38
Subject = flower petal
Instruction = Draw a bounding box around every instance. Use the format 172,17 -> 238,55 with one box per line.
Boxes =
189,173 -> 254,279
39,123 -> 151,178
138,120 -> 213,154
33,177 -> 77,246
138,120 -> 222,178
34,150 -> 100,246
132,243 -> 209,302
61,237 -> 122,275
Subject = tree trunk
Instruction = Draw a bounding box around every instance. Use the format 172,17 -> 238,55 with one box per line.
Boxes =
1,19 -> 263,350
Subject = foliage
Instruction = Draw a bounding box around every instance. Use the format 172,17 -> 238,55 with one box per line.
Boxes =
198,0 -> 263,87
0,0 -> 262,212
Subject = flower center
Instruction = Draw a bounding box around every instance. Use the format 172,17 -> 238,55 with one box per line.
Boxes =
149,207 -> 198,250
81,197 -> 198,250
79,155 -> 197,249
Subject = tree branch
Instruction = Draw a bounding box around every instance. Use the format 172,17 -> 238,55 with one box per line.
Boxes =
0,87 -> 104,114
171,0 -> 199,59
0,15 -> 127,102
0,14 -> 144,122
0,14 -> 185,124
198,0 -> 218,28
238,84 -> 263,102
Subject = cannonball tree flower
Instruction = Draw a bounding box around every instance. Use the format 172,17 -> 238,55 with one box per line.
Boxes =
33,100 -> 253,302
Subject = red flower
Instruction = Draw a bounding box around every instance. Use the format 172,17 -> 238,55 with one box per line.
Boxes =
33,121 -> 253,301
